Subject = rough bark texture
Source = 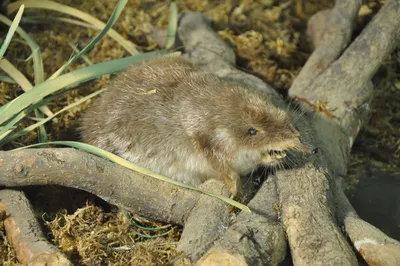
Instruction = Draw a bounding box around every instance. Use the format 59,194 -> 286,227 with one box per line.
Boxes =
334,178 -> 400,266
284,0 -> 400,265
0,189 -> 72,266
290,0 -> 400,142
292,0 -> 362,93
197,177 -> 287,266
176,180 -> 231,262
0,148 -> 204,225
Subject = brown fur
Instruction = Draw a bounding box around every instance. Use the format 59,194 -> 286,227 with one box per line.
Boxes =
80,56 -> 308,197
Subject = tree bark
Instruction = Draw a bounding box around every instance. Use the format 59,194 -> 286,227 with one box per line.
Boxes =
0,189 -> 72,266
284,0 -> 400,264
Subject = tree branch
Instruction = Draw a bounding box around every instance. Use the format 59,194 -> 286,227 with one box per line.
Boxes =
334,177 -> 400,266
283,0 -> 400,264
0,148 -> 208,225
292,0 -> 362,93
0,189 -> 72,266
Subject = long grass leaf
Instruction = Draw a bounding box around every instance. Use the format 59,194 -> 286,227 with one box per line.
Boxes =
8,0 -> 138,55
0,14 -> 45,85
2,89 -> 105,145
166,2 -> 177,49
49,0 -> 128,79
0,50 -> 169,125
0,128 -> 15,140
67,41 -> 93,66
21,16 -> 98,29
0,75 -> 16,84
0,11 -> 49,142
34,108 -> 47,143
13,141 -> 251,212
0,5 -> 24,60
0,59 -> 52,117
0,87 -> 76,142
0,110 -> 26,141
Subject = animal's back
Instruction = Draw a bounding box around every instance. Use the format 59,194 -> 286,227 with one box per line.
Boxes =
80,56 -> 220,184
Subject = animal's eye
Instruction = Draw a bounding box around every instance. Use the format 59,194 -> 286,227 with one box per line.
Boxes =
247,128 -> 257,136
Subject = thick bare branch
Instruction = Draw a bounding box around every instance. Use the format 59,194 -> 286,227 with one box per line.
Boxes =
176,180 -> 231,262
0,148 -> 209,225
291,0 -> 362,92
197,177 -> 287,266
0,189 -> 72,266
275,165 -> 357,266
282,0 -> 400,264
290,0 -> 400,141
333,177 -> 400,266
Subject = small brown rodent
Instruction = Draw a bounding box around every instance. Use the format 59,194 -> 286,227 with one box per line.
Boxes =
80,55 -> 309,198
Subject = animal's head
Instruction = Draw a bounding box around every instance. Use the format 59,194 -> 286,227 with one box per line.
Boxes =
190,85 -> 310,174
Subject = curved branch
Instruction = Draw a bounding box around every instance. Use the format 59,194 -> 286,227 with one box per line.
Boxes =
0,189 -> 72,266
334,177 -> 400,266
0,148 -> 207,225
176,179 -> 231,262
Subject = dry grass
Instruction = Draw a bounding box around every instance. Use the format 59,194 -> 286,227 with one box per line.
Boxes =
44,203 -> 187,265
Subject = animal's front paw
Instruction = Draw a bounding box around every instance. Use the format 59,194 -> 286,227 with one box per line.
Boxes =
223,171 -> 242,201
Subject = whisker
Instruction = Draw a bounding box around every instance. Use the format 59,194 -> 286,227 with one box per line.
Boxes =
244,167 -> 256,187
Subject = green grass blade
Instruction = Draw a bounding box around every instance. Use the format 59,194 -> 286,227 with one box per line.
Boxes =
0,50 -> 168,125
14,141 -> 251,213
34,108 -> 47,143
49,0 -> 128,80
8,0 -> 138,55
0,4 -> 24,60
0,12 -> 48,101
0,58 -> 49,142
0,128 -> 14,140
21,16 -> 98,29
0,17 -> 46,85
0,110 -> 26,141
0,10 -> 49,142
1,89 -> 105,145
0,59 -> 52,117
166,2 -> 178,49
0,88 -> 76,142
67,41 -> 93,66
0,75 -> 16,83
